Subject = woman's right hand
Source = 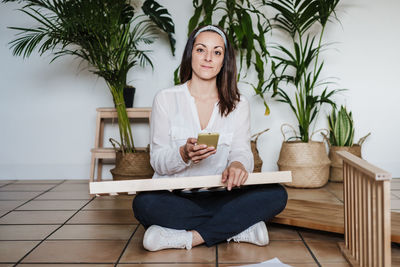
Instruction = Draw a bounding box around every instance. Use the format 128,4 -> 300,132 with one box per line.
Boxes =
179,138 -> 216,164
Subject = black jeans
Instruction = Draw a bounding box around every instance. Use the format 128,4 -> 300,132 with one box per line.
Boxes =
132,183 -> 288,246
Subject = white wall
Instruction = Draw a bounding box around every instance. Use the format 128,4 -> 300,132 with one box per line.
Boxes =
0,0 -> 399,180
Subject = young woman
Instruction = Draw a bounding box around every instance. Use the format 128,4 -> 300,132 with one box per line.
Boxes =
133,25 -> 287,251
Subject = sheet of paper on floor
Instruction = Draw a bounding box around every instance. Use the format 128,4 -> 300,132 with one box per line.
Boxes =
231,257 -> 292,267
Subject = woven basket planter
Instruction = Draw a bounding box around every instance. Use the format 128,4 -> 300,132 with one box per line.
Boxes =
110,149 -> 154,180
277,141 -> 331,188
251,129 -> 269,172
329,145 -> 361,182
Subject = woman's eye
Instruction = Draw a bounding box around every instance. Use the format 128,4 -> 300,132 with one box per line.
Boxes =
196,48 -> 204,53
215,51 -> 222,56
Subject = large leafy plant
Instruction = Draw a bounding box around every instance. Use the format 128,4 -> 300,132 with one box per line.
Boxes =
181,0 -> 272,113
257,0 -> 342,141
5,0 -> 175,153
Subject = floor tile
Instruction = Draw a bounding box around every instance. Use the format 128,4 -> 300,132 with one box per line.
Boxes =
16,200 -> 89,210
0,180 -> 15,185
19,264 -> 113,267
391,181 -> 400,190
0,225 -> 59,240
0,201 -> 25,210
285,187 -> 342,204
218,240 -> 314,264
299,229 -> 344,242
392,199 -> 400,210
320,263 -> 350,267
306,240 -> 348,263
119,226 -> 215,263
63,179 -> 90,184
0,192 -> 41,201
0,184 -> 55,192
97,195 -> 135,200
67,210 -> 137,224
268,224 -> 301,241
22,240 -> 126,263
392,244 -> 400,266
117,265 -> 215,267
14,180 -> 61,184
50,184 -> 90,192
35,191 -> 93,200
49,224 -> 136,240
83,199 -> 133,210
0,211 -> 8,217
219,264 -> 318,267
0,241 -> 38,262
0,211 -> 75,224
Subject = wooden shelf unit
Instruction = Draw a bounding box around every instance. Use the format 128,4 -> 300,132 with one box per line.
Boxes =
90,107 -> 151,182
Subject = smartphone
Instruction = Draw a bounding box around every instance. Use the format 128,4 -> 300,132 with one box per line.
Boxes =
197,132 -> 219,148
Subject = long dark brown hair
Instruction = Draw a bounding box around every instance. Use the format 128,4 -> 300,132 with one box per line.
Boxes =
179,25 -> 240,117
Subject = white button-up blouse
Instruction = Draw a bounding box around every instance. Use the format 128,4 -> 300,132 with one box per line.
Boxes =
150,82 -> 254,178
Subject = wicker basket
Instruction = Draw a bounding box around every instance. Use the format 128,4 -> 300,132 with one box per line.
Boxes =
109,138 -> 154,180
322,132 -> 370,182
277,124 -> 330,188
110,149 -> 154,180
251,129 -> 269,172
329,145 -> 361,182
277,141 -> 330,188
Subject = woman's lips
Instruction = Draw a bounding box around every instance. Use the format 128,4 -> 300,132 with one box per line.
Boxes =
200,65 -> 213,69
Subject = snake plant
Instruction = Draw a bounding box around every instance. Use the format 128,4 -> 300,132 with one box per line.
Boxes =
328,106 -> 354,146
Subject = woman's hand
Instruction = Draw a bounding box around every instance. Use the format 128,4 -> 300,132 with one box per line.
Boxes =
221,161 -> 248,191
180,138 -> 216,164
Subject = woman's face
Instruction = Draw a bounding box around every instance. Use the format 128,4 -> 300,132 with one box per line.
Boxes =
191,31 -> 225,81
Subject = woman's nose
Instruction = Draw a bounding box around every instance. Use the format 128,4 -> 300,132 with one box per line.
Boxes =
204,51 -> 212,62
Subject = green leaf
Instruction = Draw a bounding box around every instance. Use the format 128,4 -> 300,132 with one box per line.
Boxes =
142,0 -> 176,55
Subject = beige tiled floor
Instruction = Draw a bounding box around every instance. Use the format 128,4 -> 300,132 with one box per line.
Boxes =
0,179 -> 399,266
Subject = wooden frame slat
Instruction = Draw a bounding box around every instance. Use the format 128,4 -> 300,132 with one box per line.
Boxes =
90,171 -> 292,195
337,151 -> 391,267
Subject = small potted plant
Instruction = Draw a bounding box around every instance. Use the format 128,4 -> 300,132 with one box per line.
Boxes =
324,106 -> 370,182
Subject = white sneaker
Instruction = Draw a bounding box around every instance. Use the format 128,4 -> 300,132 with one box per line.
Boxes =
143,225 -> 193,251
227,221 -> 269,246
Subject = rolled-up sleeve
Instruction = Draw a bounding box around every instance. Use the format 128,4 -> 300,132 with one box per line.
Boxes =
150,92 -> 191,176
227,98 -> 254,173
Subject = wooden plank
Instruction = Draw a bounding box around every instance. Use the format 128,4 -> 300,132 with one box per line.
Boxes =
96,107 -> 152,119
272,199 -> 344,234
271,198 -> 400,244
89,171 -> 292,195
336,151 -> 391,181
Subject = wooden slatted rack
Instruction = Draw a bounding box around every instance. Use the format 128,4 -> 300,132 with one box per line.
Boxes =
337,151 -> 392,267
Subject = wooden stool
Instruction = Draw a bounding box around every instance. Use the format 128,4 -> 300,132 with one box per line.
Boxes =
90,107 -> 151,182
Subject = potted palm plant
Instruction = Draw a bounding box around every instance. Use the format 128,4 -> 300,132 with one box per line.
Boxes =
5,0 -> 175,179
260,0 -> 342,188
324,106 -> 370,182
